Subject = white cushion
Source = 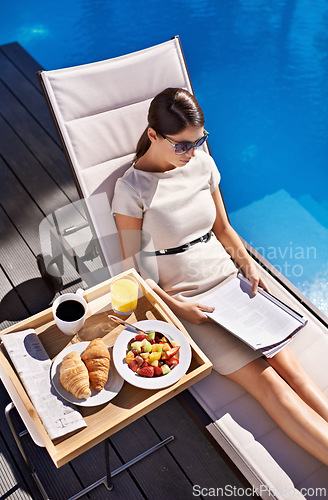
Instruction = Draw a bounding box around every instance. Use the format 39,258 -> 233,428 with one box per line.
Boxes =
40,38 -> 194,201
207,414 -> 305,500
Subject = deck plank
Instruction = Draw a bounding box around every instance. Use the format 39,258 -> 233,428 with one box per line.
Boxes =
0,383 -> 41,499
0,45 -> 61,144
0,153 -> 83,313
0,76 -> 79,203
0,42 -> 44,91
0,152 -> 93,330
19,440 -> 92,500
69,441 -> 146,500
0,434 -> 33,499
0,227 -> 82,331
0,156 -> 44,256
147,397 -> 248,492
110,409 -> 209,498
68,412 -> 197,499
0,267 -> 29,330
0,115 -> 70,215
0,204 -> 55,317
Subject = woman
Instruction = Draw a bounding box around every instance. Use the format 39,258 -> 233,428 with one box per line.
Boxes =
112,87 -> 328,464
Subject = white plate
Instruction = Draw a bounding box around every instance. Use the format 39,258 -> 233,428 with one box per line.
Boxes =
51,342 -> 124,407
112,320 -> 192,390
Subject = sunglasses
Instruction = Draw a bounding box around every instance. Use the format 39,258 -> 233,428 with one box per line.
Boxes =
159,130 -> 209,155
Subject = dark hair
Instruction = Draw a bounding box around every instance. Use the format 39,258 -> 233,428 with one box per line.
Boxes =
135,88 -> 205,160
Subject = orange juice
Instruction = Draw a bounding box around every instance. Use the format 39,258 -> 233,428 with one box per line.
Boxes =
110,277 -> 138,315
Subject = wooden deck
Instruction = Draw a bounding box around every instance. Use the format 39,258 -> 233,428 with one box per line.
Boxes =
0,43 -> 253,499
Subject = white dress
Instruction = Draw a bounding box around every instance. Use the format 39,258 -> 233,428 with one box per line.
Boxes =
112,150 -> 262,374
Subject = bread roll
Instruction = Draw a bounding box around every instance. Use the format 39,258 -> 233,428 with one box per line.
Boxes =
81,339 -> 110,391
60,351 -> 91,399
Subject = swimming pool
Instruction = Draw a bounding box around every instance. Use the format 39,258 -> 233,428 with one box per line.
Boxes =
1,0 -> 327,314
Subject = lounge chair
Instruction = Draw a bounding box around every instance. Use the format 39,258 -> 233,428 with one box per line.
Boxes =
35,36 -> 328,498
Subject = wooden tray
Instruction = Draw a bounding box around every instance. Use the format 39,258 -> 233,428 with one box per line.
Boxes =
0,269 -> 212,467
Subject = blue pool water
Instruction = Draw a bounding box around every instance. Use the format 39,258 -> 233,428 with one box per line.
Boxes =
1,0 -> 327,314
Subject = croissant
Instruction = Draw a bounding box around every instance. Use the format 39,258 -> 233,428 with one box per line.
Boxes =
59,351 -> 91,399
81,338 -> 110,391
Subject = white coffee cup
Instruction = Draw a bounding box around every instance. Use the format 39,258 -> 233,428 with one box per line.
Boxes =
52,289 -> 87,336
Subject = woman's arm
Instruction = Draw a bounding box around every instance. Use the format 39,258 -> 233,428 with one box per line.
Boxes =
114,213 -> 142,261
114,213 -> 214,324
211,187 -> 269,294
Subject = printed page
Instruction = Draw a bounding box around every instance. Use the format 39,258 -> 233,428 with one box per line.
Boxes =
201,276 -> 304,349
1,329 -> 86,440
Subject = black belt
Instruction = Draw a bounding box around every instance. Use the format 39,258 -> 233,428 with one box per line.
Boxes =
143,231 -> 212,256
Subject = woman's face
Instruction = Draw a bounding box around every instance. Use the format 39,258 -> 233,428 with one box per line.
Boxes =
151,125 -> 205,170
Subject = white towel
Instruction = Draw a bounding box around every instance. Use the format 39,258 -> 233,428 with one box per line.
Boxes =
1,329 -> 86,441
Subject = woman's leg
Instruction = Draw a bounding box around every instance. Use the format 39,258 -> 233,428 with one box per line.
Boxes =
226,358 -> 328,466
266,346 -> 328,422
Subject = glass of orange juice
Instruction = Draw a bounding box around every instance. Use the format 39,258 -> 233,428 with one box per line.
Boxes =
110,276 -> 139,315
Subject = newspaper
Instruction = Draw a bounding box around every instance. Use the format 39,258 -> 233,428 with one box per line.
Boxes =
201,274 -> 307,357
1,329 -> 86,440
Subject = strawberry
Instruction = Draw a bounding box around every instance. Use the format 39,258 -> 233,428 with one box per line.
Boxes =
137,365 -> 155,377
128,359 -> 139,372
135,334 -> 148,341
153,366 -> 162,376
166,346 -> 180,358
165,357 -> 179,367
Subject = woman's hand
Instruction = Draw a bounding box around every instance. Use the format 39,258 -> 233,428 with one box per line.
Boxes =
144,279 -> 214,324
173,300 -> 215,325
244,262 -> 270,295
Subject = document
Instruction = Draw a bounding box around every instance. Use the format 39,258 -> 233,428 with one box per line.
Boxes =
201,274 -> 307,357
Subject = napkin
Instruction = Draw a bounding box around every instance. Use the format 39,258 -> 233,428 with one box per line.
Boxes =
1,329 -> 86,441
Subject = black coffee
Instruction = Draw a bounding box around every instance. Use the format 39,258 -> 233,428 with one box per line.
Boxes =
56,300 -> 85,322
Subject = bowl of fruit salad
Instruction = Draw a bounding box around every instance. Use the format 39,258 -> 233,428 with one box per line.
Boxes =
112,320 -> 192,389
